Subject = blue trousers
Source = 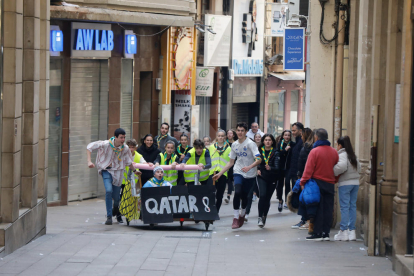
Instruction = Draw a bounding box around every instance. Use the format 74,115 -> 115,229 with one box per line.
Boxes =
102,170 -> 121,218
339,185 -> 359,231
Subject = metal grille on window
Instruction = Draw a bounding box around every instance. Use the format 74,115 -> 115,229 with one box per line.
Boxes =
120,59 -> 133,140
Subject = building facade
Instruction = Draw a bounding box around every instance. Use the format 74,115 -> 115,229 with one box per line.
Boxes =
0,0 -> 50,256
308,0 -> 414,274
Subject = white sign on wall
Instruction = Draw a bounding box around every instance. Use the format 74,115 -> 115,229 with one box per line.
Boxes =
232,0 -> 265,77
204,15 -> 232,67
270,3 -> 289,37
196,67 -> 215,97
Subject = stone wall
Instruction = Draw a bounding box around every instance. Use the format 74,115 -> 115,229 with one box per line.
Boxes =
0,0 -> 49,256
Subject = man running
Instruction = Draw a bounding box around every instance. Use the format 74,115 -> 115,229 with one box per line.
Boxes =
87,128 -> 141,225
213,122 -> 261,229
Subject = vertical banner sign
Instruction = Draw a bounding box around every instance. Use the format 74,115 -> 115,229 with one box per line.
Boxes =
204,15 -> 232,67
270,3 -> 289,37
232,0 -> 265,77
196,67 -> 215,97
283,28 -> 305,70
394,84 -> 401,143
173,90 -> 192,140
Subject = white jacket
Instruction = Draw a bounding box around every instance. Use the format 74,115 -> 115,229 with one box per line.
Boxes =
334,148 -> 361,186
246,129 -> 264,140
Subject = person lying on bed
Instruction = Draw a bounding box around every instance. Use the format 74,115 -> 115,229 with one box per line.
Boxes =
143,166 -> 173,188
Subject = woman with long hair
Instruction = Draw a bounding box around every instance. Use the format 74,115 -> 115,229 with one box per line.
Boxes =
256,134 -> 279,227
333,136 -> 361,241
276,130 -> 295,212
254,132 -> 262,147
291,128 -> 315,230
137,134 -> 160,185
209,129 -> 232,213
224,129 -> 237,204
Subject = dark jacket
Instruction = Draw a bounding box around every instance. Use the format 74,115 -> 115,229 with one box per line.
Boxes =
258,148 -> 280,182
297,143 -> 312,178
289,136 -> 303,178
137,144 -> 161,183
277,140 -> 295,171
154,134 -> 179,151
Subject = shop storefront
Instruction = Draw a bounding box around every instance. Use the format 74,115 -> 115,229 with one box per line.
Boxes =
265,72 -> 305,137
48,20 -> 162,204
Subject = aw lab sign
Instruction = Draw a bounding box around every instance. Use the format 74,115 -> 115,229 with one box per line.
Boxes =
71,22 -> 113,58
196,67 -> 215,97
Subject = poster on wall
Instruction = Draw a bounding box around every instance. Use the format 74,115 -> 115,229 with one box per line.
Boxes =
283,28 -> 305,70
170,27 -> 195,91
232,0 -> 265,77
173,90 -> 192,140
204,15 -> 232,67
196,67 -> 215,97
270,3 -> 289,37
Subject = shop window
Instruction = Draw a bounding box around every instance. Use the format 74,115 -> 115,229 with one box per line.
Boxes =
267,92 -> 284,137
48,59 -> 63,202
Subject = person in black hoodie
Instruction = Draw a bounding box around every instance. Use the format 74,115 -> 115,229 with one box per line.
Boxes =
256,134 -> 279,228
292,127 -> 315,229
289,122 -> 304,182
137,134 -> 160,185
276,130 -> 295,212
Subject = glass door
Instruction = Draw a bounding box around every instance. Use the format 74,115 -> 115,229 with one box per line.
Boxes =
48,59 -> 63,202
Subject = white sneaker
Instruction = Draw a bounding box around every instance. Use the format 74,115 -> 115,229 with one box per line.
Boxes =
244,214 -> 249,222
348,230 -> 356,241
334,230 -> 349,241
252,194 -> 257,201
258,217 -> 264,228
224,197 -> 230,204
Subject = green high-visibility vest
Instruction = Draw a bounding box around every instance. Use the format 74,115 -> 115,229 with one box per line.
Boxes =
208,144 -> 231,177
122,151 -> 142,184
184,148 -> 210,182
159,152 -> 178,186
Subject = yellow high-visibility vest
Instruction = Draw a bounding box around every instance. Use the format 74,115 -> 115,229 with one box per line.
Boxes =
184,148 -> 209,182
209,144 -> 231,177
159,152 -> 178,186
122,151 -> 142,184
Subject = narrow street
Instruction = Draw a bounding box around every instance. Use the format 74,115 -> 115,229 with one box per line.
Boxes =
0,197 -> 395,276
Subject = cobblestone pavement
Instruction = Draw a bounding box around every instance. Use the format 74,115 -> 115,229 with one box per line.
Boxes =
0,197 -> 395,276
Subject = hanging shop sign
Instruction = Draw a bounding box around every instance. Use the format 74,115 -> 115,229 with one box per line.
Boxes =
173,90 -> 192,141
283,28 -> 305,70
270,3 -> 289,37
50,26 -> 63,56
71,22 -> 113,58
124,30 -> 137,58
195,67 -> 215,97
204,15 -> 232,67
232,0 -> 265,77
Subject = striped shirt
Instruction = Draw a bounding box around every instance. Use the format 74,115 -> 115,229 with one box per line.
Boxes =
87,140 -> 134,186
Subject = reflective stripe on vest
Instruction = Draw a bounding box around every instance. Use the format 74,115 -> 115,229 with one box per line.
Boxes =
184,148 -> 209,182
122,152 -> 142,184
208,144 -> 231,177
160,152 -> 178,186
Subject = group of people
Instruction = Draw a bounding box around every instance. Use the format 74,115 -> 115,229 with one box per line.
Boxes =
86,121 -> 361,242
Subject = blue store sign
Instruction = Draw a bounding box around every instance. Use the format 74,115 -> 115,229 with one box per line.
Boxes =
50,30 -> 63,52
283,28 -> 305,71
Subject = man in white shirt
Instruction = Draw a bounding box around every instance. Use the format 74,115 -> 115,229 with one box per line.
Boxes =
246,122 -> 265,140
87,128 -> 140,225
213,122 -> 261,229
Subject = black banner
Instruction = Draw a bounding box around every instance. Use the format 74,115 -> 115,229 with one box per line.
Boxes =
141,185 -> 219,224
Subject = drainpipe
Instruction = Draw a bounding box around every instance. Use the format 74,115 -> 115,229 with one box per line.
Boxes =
333,6 -> 347,146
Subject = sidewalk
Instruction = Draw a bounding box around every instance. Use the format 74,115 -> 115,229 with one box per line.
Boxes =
0,197 -> 395,276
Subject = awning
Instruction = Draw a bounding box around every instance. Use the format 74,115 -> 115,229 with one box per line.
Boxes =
269,71 -> 305,81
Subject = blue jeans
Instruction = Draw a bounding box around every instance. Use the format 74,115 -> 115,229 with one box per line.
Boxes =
339,185 -> 359,231
102,170 -> 121,218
